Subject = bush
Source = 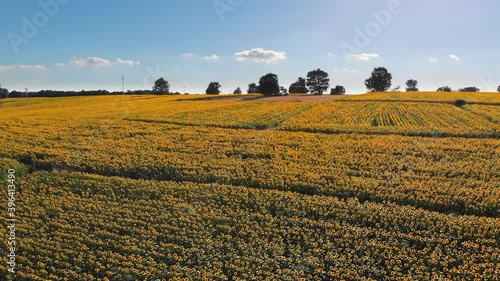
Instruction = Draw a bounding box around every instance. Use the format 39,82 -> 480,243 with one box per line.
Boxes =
330,85 -> 346,95
458,87 -> 479,92
437,86 -> 452,92
454,99 -> 467,108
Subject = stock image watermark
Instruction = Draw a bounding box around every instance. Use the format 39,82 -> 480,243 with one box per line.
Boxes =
7,0 -> 70,54
213,0 -> 244,21
478,74 -> 500,92
6,169 -> 17,276
340,0 -> 411,60
142,64 -> 170,90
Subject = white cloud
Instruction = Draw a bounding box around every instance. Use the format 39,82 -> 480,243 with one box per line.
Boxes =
0,65 -> 47,72
428,57 -> 438,63
70,57 -> 112,68
181,53 -> 194,57
203,54 -> 220,61
348,53 -> 380,61
234,48 -> 287,64
327,52 -> 335,57
449,54 -> 461,61
115,58 -> 140,66
55,63 -> 66,68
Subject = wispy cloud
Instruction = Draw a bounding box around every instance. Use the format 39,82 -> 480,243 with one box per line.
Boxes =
0,64 -> 47,72
181,53 -> 194,57
203,54 -> 221,61
348,53 -> 380,62
342,68 -> 357,73
327,52 -> 335,57
115,58 -> 140,66
428,57 -> 438,63
449,54 -> 461,61
54,63 -> 66,68
234,48 -> 287,64
70,57 -> 112,68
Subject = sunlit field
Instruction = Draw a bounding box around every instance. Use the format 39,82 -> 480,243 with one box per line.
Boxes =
1,92 -> 499,280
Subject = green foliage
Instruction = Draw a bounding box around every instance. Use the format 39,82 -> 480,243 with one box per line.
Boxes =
365,67 -> 392,92
405,79 -> 419,92
152,78 -> 170,94
247,83 -> 260,94
0,87 -> 9,99
306,69 -> 330,95
206,82 -> 221,95
458,86 -> 480,92
330,85 -> 346,95
233,87 -> 242,94
288,77 -> 309,94
259,73 -> 280,96
454,99 -> 467,107
437,86 -> 453,92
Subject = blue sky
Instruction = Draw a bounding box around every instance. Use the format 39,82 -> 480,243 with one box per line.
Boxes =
1,0 -> 499,93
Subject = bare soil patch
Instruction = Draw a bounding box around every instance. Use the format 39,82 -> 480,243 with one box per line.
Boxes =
194,94 -> 346,103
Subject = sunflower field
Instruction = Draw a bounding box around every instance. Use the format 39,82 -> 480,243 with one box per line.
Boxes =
0,92 -> 498,280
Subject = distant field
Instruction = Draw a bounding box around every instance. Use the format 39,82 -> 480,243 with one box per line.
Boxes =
341,91 -> 500,103
1,92 -> 499,280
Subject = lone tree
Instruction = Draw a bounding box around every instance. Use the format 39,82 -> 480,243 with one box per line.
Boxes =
247,83 -> 260,94
330,85 -> 346,95
0,83 -> 8,99
437,86 -> 452,92
498,85 -> 500,92
458,86 -> 479,92
289,77 -> 309,94
206,82 -> 221,94
233,87 -> 242,94
259,73 -> 280,96
306,69 -> 330,95
152,78 -> 170,94
406,79 -> 419,92
365,67 -> 392,92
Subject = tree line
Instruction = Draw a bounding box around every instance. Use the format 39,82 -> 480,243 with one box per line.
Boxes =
102,70 -> 500,96
1,68 -> 499,99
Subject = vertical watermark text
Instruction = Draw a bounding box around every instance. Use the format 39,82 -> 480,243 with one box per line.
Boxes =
6,169 -> 17,276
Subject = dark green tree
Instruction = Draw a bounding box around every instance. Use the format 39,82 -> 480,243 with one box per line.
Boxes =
405,79 -> 419,92
365,67 -> 392,92
0,83 -> 9,99
233,87 -> 242,94
437,86 -> 452,92
288,77 -> 309,94
152,78 -> 170,94
458,86 -> 479,92
306,69 -> 330,95
330,85 -> 346,95
259,73 -> 280,96
247,83 -> 260,94
206,82 -> 221,95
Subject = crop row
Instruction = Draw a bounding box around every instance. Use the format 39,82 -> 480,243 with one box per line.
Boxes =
341,92 -> 500,103
280,102 -> 498,138
1,171 -> 499,280
1,117 -> 498,217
